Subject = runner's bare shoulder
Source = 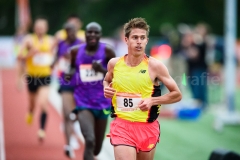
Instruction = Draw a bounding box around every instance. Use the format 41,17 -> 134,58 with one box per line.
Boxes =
148,56 -> 168,71
108,57 -> 121,69
22,34 -> 34,48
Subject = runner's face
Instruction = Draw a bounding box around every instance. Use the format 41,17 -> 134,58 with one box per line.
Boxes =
66,28 -> 76,41
125,28 -> 148,56
34,20 -> 48,36
68,18 -> 81,30
85,26 -> 101,47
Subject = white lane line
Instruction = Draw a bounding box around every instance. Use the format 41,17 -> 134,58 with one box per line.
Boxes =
0,69 -> 6,160
97,139 -> 114,160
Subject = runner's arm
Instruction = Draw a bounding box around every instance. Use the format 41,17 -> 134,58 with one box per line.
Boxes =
51,41 -> 61,69
70,44 -> 81,70
103,57 -> 118,98
63,45 -> 80,81
105,44 -> 116,62
17,35 -> 32,60
151,59 -> 182,105
20,35 -> 44,59
92,44 -> 116,75
49,36 -> 58,68
138,59 -> 182,111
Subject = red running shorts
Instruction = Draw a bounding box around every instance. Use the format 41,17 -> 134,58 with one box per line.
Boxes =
109,118 -> 160,152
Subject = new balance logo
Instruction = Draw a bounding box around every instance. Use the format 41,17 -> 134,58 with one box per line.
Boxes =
139,69 -> 146,73
147,144 -> 154,149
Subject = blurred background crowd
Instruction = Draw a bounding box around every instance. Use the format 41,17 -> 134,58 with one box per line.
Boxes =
0,0 -> 239,160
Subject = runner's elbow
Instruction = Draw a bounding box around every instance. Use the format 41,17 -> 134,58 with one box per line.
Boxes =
175,91 -> 182,102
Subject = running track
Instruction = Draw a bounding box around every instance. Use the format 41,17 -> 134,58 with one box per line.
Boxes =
1,69 -> 84,160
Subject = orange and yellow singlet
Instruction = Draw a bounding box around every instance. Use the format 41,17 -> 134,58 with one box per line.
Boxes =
111,55 -> 161,122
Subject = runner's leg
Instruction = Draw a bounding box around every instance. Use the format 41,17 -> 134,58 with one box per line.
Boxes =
137,148 -> 156,160
61,91 -> 75,145
36,85 -> 50,140
25,91 -> 36,125
114,145 -> 136,160
77,110 -> 95,160
94,118 -> 108,155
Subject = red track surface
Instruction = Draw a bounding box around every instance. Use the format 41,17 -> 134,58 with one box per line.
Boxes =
2,69 -> 83,160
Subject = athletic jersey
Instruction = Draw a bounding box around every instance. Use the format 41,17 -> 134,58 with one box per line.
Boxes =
58,29 -> 85,41
26,34 -> 53,77
57,38 -> 83,87
111,55 -> 161,123
74,43 -> 111,109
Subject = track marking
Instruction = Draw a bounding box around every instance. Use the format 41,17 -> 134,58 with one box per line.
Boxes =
0,69 -> 6,160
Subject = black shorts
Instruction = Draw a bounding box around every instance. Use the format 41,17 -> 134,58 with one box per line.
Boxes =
58,85 -> 74,93
26,75 -> 51,93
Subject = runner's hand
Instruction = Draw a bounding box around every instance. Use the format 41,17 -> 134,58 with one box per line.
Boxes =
138,98 -> 153,111
92,61 -> 104,72
63,53 -> 71,59
17,55 -> 25,60
28,46 -> 38,54
104,82 -> 116,99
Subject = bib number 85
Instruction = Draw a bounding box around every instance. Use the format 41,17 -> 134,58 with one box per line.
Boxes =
123,98 -> 133,107
116,93 -> 141,111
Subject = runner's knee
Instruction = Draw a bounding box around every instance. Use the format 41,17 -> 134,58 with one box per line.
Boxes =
63,109 -> 71,121
85,135 -> 95,149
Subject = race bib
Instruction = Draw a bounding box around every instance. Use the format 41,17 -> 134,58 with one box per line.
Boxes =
116,93 -> 142,112
80,64 -> 104,82
58,57 -> 70,73
33,53 -> 53,66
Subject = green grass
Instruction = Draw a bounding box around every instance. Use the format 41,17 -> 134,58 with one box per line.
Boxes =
154,86 -> 240,160
105,85 -> 240,160
154,113 -> 240,160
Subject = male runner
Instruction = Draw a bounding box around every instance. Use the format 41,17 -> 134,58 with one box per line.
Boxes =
18,17 -> 55,141
69,22 -> 115,160
103,17 -> 182,160
54,23 -> 83,158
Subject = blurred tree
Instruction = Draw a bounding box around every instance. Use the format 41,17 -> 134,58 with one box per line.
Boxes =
0,0 -> 15,35
0,0 -> 239,37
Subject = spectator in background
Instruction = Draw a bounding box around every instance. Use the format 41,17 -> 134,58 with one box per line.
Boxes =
179,27 -> 208,110
159,23 -> 180,53
113,26 -> 128,57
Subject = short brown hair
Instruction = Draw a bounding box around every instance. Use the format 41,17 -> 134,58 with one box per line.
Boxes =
124,17 -> 150,38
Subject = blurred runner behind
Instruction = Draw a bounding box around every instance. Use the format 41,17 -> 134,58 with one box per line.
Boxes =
18,17 -> 55,141
69,22 -> 115,160
53,22 -> 84,158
